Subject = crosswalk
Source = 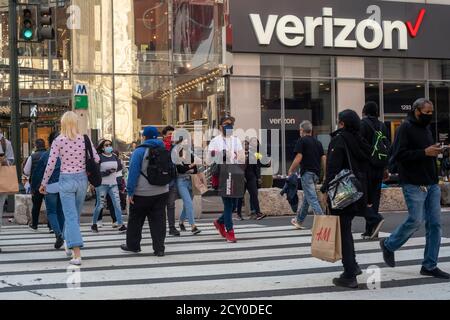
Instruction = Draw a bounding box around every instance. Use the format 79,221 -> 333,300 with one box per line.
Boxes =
0,220 -> 450,300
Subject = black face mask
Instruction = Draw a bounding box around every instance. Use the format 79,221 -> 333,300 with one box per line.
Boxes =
418,112 -> 433,126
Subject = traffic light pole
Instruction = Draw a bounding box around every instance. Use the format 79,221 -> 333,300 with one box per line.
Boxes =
9,0 -> 22,179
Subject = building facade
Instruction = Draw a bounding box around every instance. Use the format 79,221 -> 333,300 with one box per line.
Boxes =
1,0 -> 450,176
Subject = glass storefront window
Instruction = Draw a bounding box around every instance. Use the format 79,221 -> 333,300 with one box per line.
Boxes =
364,57 -> 379,79
284,55 -> 331,78
429,60 -> 450,80
430,82 -> 450,144
365,82 -> 380,107
383,58 -> 425,80
261,55 -> 281,78
173,0 -> 223,75
260,78 -> 282,175
284,80 -> 332,173
383,82 -> 425,114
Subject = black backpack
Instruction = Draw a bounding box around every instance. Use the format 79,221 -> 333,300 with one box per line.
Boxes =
363,119 -> 390,168
140,146 -> 176,186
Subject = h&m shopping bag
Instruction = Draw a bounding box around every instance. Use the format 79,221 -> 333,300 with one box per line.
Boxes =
0,164 -> 19,194
311,214 -> 342,263
218,164 -> 245,198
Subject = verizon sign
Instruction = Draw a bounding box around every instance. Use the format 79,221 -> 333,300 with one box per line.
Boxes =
230,0 -> 450,59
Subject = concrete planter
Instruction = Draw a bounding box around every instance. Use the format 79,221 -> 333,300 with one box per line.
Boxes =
14,194 -> 48,225
258,186 -> 408,216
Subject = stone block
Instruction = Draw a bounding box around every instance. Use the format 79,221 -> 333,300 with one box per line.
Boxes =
14,194 -> 48,225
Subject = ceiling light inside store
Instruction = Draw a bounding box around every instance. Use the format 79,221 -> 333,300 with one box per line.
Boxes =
416,85 -> 422,88
394,89 -> 399,92
369,84 -> 374,87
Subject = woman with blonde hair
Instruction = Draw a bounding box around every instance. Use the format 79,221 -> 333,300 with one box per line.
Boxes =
40,111 -> 99,265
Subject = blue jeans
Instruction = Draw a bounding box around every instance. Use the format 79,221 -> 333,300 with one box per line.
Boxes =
45,193 -> 65,238
92,184 -> 123,225
219,197 -> 235,232
177,176 -> 195,225
59,173 -> 88,249
385,184 -> 442,270
296,171 -> 324,223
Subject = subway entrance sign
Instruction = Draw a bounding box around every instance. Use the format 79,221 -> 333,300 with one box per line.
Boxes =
74,84 -> 88,110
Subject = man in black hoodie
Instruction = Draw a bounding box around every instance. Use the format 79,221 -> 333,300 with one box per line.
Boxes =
380,98 -> 449,279
360,102 -> 388,239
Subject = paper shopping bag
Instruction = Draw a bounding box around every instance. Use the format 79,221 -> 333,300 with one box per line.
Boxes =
311,215 -> 342,263
192,172 -> 208,195
0,164 -> 19,194
218,164 -> 245,198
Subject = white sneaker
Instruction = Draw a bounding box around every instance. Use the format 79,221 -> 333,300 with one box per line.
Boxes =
64,241 -> 72,257
291,218 -> 306,230
112,222 -> 119,229
69,257 -> 82,266
97,220 -> 103,228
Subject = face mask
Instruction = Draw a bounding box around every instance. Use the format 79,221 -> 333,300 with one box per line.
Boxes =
222,125 -> 233,135
418,112 -> 433,126
104,146 -> 113,154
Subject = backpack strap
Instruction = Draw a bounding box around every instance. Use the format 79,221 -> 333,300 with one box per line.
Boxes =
362,118 -> 381,134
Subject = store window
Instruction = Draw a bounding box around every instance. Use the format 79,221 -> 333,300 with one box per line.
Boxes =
429,60 -> 450,80
284,55 -> 331,78
430,82 -> 450,144
284,79 -> 332,172
383,58 -> 425,80
364,57 -> 379,79
260,78 -> 282,175
383,83 -> 425,114
365,82 -> 380,108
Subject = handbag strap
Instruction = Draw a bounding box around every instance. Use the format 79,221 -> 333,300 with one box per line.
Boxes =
83,135 -> 94,161
340,135 -> 354,173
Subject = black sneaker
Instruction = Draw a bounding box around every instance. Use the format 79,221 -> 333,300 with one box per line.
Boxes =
91,224 -> 99,233
191,227 -> 201,235
369,219 -> 385,240
118,225 -> 127,233
28,225 -> 38,231
179,223 -> 187,232
420,267 -> 450,279
355,265 -> 363,276
49,229 -> 54,234
361,231 -> 370,240
54,235 -> 64,250
169,227 -> 181,237
380,238 -> 395,267
332,276 -> 358,289
120,244 -> 141,253
154,251 -> 165,257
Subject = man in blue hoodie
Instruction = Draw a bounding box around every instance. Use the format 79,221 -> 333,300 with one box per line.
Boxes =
121,126 -> 170,256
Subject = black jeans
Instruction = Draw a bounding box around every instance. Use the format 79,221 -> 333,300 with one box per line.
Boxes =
31,192 -> 45,228
365,170 -> 384,233
166,184 -> 177,229
126,193 -> 169,253
340,214 -> 358,278
237,177 -> 261,215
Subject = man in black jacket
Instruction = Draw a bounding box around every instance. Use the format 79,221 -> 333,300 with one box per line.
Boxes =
380,98 -> 449,279
360,102 -> 388,239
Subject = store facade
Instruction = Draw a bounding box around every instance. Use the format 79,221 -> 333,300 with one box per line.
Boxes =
228,0 -> 450,175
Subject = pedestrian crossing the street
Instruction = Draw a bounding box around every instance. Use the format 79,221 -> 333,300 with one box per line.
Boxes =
0,220 -> 449,300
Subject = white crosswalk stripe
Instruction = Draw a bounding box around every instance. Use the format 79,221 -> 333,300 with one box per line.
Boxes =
0,221 -> 449,300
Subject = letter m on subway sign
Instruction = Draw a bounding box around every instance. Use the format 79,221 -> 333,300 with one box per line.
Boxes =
315,227 -> 331,242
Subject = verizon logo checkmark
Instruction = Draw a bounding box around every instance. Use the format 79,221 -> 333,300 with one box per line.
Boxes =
406,8 -> 426,38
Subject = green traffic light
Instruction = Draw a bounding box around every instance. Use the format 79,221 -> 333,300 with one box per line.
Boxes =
23,28 -> 33,40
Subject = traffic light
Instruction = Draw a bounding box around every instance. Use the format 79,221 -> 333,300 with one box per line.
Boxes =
38,6 -> 55,40
20,7 -> 35,41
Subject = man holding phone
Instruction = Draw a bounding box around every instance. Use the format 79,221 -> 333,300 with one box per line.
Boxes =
0,132 -> 15,253
380,98 -> 449,279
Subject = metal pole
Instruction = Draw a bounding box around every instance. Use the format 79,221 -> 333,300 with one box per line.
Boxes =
9,0 -> 22,179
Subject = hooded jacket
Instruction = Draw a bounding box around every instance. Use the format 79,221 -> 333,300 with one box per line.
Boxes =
127,139 -> 169,197
321,129 -> 371,216
280,174 -> 299,213
391,113 -> 438,186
